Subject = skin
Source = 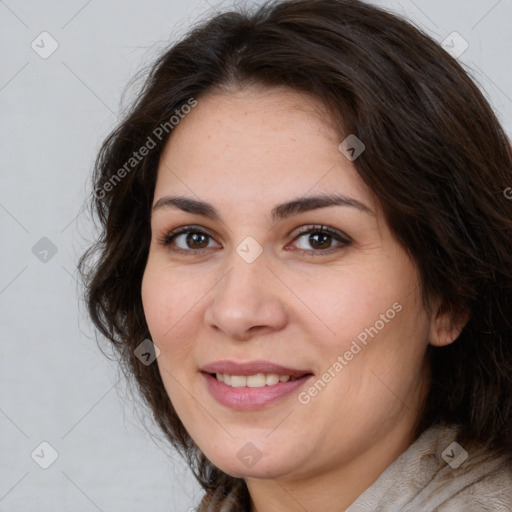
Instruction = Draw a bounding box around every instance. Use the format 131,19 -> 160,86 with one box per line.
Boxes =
141,85 -> 465,512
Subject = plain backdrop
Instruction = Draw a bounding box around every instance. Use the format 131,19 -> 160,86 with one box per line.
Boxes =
1,0 -> 511,510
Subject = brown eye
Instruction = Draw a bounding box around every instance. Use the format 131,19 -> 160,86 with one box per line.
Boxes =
163,227 -> 219,253
293,225 -> 351,254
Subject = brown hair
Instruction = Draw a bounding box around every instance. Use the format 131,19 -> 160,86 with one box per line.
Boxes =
79,0 -> 512,509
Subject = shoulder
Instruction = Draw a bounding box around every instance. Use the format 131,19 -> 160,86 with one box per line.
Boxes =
428,426 -> 512,512
348,423 -> 512,512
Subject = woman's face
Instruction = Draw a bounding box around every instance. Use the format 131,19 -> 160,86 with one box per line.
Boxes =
141,86 -> 439,484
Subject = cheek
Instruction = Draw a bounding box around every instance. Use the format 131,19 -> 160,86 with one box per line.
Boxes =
141,264 -> 192,351
141,266 -> 198,412
291,263 -> 402,349
141,267 -> 170,339
298,255 -> 427,370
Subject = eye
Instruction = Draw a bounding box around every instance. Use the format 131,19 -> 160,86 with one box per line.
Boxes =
160,226 -> 219,255
290,225 -> 351,255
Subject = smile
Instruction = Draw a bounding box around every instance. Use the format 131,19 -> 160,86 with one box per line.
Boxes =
201,371 -> 313,409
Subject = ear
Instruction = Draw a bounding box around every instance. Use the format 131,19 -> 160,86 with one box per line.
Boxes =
429,302 -> 470,347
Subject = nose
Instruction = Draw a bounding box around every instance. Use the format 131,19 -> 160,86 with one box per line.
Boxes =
204,251 -> 288,342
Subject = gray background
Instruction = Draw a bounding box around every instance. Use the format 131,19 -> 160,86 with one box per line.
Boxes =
1,0 -> 511,510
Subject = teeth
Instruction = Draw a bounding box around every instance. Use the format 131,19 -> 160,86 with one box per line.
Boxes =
231,375 -> 248,387
247,374 -> 266,387
214,373 -> 295,388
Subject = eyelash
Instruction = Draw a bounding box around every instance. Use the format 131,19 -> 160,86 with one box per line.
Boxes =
158,224 -> 351,257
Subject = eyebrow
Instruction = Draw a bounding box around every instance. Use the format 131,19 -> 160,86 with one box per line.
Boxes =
152,193 -> 374,223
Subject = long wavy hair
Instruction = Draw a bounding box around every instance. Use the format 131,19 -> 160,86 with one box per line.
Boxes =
79,0 -> 512,509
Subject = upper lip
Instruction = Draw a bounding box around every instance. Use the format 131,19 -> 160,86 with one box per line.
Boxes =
201,360 -> 313,377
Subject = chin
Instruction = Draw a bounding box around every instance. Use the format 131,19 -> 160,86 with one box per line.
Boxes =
208,448 -> 295,480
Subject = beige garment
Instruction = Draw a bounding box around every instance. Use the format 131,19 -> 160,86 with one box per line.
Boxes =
347,423 -> 512,512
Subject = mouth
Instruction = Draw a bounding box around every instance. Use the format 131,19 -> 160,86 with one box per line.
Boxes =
200,360 -> 314,409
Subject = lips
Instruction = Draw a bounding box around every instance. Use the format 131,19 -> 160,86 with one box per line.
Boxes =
201,359 -> 312,378
200,360 -> 314,409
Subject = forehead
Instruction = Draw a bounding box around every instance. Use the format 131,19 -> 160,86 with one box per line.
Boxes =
155,86 -> 375,212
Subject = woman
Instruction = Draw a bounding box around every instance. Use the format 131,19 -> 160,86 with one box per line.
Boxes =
79,0 -> 512,510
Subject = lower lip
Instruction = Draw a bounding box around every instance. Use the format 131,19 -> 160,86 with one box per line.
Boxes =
202,372 -> 313,410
